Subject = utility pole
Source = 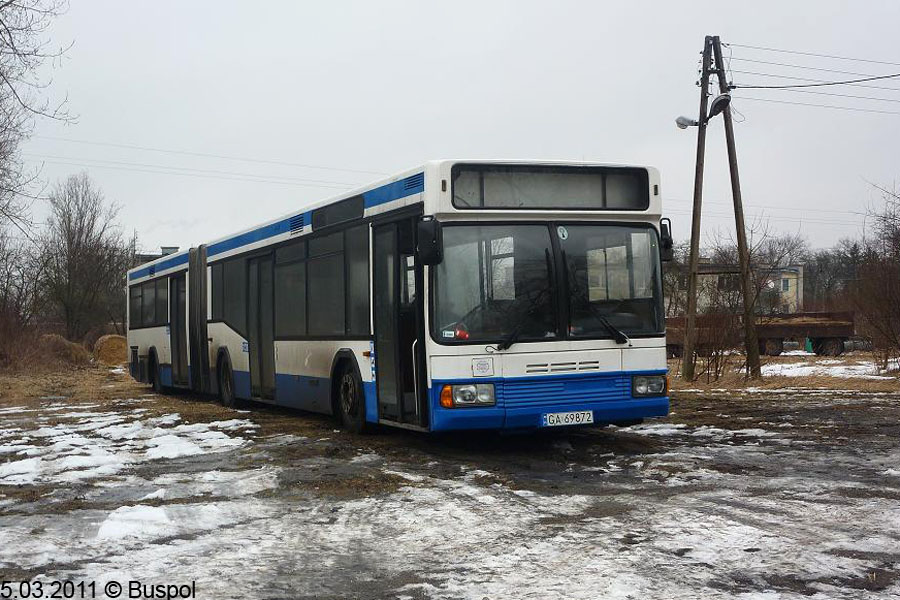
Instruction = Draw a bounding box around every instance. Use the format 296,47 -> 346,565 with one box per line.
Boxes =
711,36 -> 761,377
681,36 -> 713,381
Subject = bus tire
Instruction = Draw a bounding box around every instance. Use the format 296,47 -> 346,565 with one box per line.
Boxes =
149,350 -> 164,394
336,363 -> 367,434
217,355 -> 239,408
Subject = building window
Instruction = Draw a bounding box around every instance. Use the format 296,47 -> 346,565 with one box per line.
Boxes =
782,278 -> 790,292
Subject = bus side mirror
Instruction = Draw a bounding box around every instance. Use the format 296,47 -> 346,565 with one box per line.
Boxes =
417,218 -> 443,265
660,218 -> 674,262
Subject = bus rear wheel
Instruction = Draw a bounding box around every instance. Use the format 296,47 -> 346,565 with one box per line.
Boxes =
150,353 -> 164,394
218,357 -> 239,408
337,365 -> 367,434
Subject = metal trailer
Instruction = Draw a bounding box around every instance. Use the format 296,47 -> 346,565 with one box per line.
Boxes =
666,311 -> 856,358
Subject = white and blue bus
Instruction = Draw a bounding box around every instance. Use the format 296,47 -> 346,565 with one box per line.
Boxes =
126,160 -> 674,433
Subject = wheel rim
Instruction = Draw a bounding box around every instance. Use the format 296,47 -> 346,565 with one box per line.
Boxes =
340,373 -> 357,417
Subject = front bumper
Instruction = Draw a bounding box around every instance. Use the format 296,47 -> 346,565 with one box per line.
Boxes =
429,371 -> 669,431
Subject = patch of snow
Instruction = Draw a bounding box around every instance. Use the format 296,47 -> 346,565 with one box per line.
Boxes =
623,423 -> 687,436
350,453 -> 381,464
139,489 -> 166,501
96,505 -> 172,540
0,457 -> 41,484
732,428 -> 778,437
145,435 -> 203,460
761,360 -> 894,380
208,419 -> 257,431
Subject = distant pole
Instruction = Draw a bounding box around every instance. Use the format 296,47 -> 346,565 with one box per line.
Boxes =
711,36 -> 761,377
681,36 -> 713,381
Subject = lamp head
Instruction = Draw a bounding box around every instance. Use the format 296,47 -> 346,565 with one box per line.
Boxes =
675,116 -> 699,129
708,93 -> 732,120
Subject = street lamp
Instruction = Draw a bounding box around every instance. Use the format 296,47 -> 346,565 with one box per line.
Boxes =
675,93 -> 731,128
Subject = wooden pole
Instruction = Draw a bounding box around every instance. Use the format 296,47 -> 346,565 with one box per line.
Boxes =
711,36 -> 761,377
681,36 -> 713,381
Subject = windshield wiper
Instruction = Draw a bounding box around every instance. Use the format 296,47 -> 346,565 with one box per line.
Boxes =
561,249 -> 631,345
497,321 -> 525,351
590,310 -> 631,345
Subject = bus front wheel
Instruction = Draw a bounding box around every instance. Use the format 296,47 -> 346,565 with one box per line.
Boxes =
337,365 -> 368,434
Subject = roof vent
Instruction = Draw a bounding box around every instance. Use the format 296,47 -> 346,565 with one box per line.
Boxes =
403,173 -> 424,191
289,213 -> 305,235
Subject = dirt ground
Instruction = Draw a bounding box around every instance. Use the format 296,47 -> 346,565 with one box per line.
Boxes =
1,362 -> 900,599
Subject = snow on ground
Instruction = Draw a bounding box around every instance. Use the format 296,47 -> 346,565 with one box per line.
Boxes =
2,390 -> 900,598
0,403 -> 255,486
761,359 -> 895,380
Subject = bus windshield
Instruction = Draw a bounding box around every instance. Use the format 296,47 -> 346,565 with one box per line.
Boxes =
432,223 -> 663,344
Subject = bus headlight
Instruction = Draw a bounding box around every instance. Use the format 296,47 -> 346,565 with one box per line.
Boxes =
632,375 -> 667,397
440,383 -> 495,407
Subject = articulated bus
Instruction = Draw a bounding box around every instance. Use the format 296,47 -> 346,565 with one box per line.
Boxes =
126,160 -> 674,433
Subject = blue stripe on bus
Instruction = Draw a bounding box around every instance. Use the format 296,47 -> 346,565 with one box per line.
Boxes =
202,173 -> 424,260
233,370 -> 252,399
207,217 -> 294,257
159,364 -> 173,387
274,373 -> 331,413
129,253 -> 189,280
364,381 -> 378,423
362,173 -> 424,208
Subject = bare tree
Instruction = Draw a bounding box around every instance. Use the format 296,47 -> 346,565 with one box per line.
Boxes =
40,173 -> 135,341
709,221 -> 808,315
853,183 -> 900,369
0,0 -> 70,231
662,241 -> 689,317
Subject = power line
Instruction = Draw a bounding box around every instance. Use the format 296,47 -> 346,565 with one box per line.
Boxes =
732,86 -> 900,104
25,158 -> 358,189
664,207 -> 867,227
728,57 -> 887,78
734,95 -> 900,116
724,43 -> 900,68
731,72 -> 900,90
30,135 -> 387,176
665,197 -> 865,217
730,69 -> 900,93
23,153 -> 358,187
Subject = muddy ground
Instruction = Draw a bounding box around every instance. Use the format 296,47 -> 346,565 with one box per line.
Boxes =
1,365 -> 900,599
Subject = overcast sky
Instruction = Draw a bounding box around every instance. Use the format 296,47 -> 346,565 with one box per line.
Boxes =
22,1 -> 900,253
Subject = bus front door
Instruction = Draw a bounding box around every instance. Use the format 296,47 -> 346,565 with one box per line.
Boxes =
170,273 -> 189,387
248,255 -> 276,400
373,219 -> 426,427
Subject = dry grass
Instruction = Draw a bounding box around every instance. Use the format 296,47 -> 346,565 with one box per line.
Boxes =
669,352 -> 900,393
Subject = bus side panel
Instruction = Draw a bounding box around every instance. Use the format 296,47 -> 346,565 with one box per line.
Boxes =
208,322 -> 251,399
274,340 -> 373,415
127,326 -> 170,384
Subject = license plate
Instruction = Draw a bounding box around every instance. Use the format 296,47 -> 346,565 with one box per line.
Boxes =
542,410 -> 594,427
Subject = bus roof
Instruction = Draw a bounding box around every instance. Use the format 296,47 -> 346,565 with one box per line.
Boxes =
127,159 -> 658,281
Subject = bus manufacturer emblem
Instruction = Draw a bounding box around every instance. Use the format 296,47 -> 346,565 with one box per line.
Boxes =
472,357 -> 494,377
